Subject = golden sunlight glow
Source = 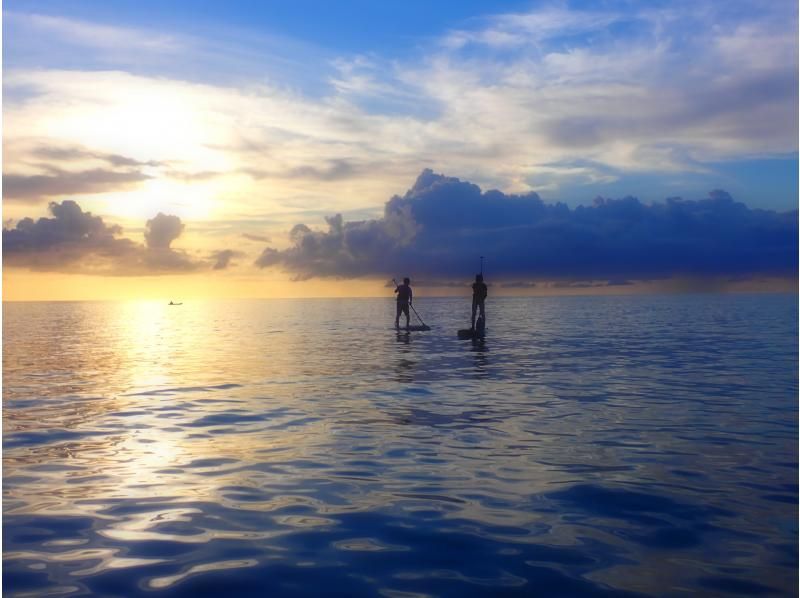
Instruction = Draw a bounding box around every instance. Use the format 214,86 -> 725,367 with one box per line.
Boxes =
2,270 -> 393,302
5,72 -> 225,164
98,178 -> 222,223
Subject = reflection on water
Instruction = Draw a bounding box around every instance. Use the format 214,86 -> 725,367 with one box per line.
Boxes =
3,295 -> 798,596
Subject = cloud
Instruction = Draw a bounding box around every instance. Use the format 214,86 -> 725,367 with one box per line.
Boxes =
3,143 -> 160,202
210,249 -> 243,270
254,203 -> 419,278
443,5 -> 620,49
6,12 -> 180,54
3,200 -> 136,270
6,0 -> 797,217
30,145 -> 162,168
256,169 -> 798,281
281,159 -> 357,181
164,169 -> 224,181
145,213 -> 184,249
140,212 -> 201,272
3,200 -> 209,274
241,159 -> 359,182
550,280 -> 632,289
3,168 -> 152,202
4,142 -> 226,205
381,279 -> 470,288
500,281 -> 538,289
242,233 -> 271,243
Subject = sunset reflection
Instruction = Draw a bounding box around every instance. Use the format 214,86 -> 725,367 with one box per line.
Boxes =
4,296 -> 798,596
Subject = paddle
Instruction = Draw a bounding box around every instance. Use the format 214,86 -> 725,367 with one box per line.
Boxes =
409,303 -> 429,329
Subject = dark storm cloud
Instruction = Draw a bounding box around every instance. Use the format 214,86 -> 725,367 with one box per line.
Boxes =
3,168 -> 152,202
3,200 -> 207,274
255,169 -> 798,281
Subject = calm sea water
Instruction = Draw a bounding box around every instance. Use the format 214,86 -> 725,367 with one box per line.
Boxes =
3,294 -> 798,597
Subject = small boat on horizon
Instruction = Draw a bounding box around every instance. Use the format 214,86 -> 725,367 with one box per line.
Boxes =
168,301 -> 183,305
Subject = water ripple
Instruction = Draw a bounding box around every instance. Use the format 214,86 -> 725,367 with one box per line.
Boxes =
3,295 -> 797,596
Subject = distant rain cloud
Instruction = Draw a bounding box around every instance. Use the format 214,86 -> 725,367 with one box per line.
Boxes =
255,170 -> 798,282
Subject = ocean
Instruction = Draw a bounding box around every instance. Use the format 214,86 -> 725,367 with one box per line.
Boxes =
3,294 -> 798,596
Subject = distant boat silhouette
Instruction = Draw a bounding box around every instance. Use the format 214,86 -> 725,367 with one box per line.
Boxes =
168,301 -> 183,305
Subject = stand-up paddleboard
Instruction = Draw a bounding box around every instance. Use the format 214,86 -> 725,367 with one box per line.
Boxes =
457,328 -> 486,339
394,325 -> 431,332
458,315 -> 485,339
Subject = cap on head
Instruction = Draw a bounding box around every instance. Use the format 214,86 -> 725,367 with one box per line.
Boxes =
476,274 -> 483,282
403,277 -> 410,284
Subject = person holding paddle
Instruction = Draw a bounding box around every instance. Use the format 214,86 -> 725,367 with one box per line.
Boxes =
471,273 -> 487,330
394,277 -> 413,330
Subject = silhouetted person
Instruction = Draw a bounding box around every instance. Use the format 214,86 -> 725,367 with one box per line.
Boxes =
471,274 -> 487,329
395,277 -> 413,329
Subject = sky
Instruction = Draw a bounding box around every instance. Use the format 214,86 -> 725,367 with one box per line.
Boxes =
3,0 -> 798,300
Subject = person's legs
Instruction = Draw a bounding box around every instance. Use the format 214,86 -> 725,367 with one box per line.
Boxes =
395,303 -> 402,328
479,300 -> 485,322
471,299 -> 478,329
403,304 -> 410,329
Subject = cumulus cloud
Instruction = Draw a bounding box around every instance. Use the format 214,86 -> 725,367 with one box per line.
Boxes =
3,200 -> 135,268
255,169 -> 798,281
3,200 -> 212,274
145,213 -> 184,249
254,201 -> 419,278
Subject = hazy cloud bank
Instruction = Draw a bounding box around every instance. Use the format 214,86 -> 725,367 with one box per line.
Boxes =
256,170 -> 798,281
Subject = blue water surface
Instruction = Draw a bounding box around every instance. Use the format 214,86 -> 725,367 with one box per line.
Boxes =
3,294 -> 798,596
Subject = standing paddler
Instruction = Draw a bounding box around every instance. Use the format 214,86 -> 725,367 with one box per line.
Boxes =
471,273 -> 488,331
394,277 -> 413,330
